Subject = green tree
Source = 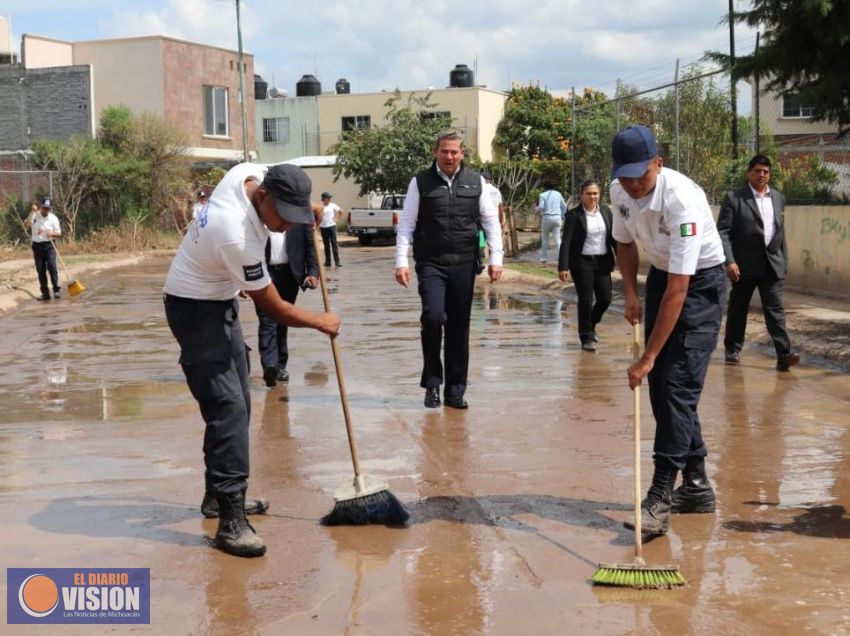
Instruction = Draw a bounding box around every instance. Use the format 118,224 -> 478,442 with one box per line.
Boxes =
494,84 -> 570,160
573,89 -> 619,190
719,0 -> 850,137
332,91 -> 451,196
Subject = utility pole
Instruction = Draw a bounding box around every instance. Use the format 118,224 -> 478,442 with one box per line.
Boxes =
754,31 -> 760,154
729,0 -> 738,161
674,59 -> 680,171
236,0 -> 249,162
570,87 -> 576,197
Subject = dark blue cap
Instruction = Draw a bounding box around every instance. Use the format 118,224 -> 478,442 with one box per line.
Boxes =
611,125 -> 658,179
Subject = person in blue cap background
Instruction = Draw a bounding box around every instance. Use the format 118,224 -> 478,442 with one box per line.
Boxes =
163,163 -> 340,558
610,125 -> 727,538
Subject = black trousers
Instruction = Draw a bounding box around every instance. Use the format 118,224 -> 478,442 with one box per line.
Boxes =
164,295 -> 251,494
320,226 -> 341,265
416,260 -> 476,399
724,273 -> 791,359
572,254 -> 612,342
645,265 -> 725,471
255,264 -> 300,371
32,241 -> 60,297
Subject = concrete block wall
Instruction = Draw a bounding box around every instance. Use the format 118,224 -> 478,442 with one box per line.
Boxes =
0,65 -> 92,151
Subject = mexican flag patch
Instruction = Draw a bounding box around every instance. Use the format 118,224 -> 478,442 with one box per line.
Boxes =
680,222 -> 697,237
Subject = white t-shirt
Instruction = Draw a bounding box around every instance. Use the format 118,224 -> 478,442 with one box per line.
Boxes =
31,212 -> 61,243
164,163 -> 271,300
321,202 -> 341,228
611,167 -> 725,275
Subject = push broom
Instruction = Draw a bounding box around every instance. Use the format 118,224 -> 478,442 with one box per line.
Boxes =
592,322 -> 685,589
52,240 -> 86,296
310,229 -> 409,526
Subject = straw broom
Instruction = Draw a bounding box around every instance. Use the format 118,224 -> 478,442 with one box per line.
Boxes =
310,228 -> 409,526
592,322 -> 685,589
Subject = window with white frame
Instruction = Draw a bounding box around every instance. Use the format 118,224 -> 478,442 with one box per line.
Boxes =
341,115 -> 371,132
420,110 -> 451,121
263,117 -> 291,144
781,92 -> 815,118
203,85 -> 229,136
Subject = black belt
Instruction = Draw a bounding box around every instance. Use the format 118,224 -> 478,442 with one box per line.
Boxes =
581,253 -> 607,260
163,293 -> 233,304
267,263 -> 288,270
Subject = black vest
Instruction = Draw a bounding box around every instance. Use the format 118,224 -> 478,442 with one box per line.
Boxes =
412,163 -> 482,265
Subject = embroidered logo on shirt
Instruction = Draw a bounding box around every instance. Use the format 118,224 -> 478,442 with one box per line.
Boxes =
679,222 -> 697,237
243,262 -> 264,282
618,205 -> 630,220
658,216 -> 670,236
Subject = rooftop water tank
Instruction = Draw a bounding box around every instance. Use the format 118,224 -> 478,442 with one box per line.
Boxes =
449,64 -> 474,88
254,74 -> 268,100
335,78 -> 351,94
296,74 -> 322,97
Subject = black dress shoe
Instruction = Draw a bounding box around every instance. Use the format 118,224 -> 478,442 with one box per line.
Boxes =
37,295 -> 51,301
424,387 -> 440,408
725,351 -> 740,365
263,366 -> 278,387
276,368 -> 289,382
445,395 -> 468,409
777,352 -> 800,372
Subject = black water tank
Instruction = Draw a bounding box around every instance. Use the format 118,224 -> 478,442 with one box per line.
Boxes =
254,74 -> 268,100
335,78 -> 351,94
296,74 -> 322,97
449,64 -> 474,88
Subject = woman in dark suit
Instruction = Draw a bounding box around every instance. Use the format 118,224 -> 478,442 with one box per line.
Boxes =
557,179 -> 616,351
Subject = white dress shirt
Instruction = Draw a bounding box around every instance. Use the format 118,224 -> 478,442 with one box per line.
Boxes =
749,185 -> 775,246
581,207 -> 607,255
395,167 -> 503,269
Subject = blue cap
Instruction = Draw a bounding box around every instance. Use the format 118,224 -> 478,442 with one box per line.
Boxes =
611,125 -> 658,179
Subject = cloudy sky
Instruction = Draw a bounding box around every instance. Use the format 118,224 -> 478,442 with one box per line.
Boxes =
3,0 -> 757,99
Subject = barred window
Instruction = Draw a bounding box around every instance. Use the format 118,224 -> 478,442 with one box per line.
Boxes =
263,117 -> 291,144
341,115 -> 371,132
420,111 -> 451,121
781,92 -> 815,118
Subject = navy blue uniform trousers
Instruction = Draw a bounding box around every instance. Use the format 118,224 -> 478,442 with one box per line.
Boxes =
644,264 -> 725,471
255,264 -> 299,371
164,295 -> 251,494
416,260 -> 476,399
32,241 -> 60,297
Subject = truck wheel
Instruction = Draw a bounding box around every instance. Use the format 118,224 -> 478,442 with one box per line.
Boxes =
358,235 -> 373,246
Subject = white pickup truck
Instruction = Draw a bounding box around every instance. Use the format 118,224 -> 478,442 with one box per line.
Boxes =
346,194 -> 405,246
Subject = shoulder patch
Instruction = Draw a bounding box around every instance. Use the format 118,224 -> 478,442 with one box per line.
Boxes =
243,262 -> 265,282
618,204 -> 630,220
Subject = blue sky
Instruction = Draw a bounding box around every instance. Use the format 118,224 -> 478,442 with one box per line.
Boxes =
2,1 -> 757,101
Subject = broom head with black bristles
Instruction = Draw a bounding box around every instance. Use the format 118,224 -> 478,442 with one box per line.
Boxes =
321,474 -> 409,526
592,559 -> 686,589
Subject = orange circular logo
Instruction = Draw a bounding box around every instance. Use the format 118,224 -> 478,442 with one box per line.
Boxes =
19,574 -> 59,618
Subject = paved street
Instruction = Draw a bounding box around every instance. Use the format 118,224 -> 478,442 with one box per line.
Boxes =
1,244 -> 850,634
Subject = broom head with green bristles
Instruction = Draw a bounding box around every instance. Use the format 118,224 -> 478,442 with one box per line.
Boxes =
592,559 -> 686,589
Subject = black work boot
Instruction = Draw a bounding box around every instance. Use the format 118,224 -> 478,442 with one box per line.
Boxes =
201,489 -> 270,518
624,464 -> 677,536
214,490 -> 267,557
671,456 -> 716,513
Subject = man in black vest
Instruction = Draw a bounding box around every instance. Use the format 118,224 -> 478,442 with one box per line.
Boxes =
394,129 -> 504,409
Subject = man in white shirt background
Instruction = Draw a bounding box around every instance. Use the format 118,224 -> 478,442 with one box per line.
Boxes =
28,197 -> 62,301
319,192 -> 343,267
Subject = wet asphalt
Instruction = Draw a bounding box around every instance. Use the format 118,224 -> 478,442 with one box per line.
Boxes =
1,244 -> 849,634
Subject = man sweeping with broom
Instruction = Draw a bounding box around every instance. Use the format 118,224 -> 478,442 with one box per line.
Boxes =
610,125 -> 726,539
164,163 -> 340,558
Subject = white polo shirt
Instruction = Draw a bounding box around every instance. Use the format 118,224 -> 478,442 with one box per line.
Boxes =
31,212 -> 61,243
611,167 -> 725,275
164,163 -> 272,300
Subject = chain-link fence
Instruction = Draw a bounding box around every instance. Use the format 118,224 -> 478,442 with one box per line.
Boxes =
569,60 -> 849,206
0,164 -> 55,246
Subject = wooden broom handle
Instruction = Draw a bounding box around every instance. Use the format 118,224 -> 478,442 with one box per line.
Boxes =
633,321 -> 643,560
311,228 -> 362,477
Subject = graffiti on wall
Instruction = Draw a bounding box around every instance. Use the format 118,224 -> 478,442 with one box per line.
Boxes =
821,217 -> 850,244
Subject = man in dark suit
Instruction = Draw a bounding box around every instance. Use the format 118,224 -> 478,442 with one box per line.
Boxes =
257,223 -> 319,387
557,179 -> 616,351
717,154 -> 799,371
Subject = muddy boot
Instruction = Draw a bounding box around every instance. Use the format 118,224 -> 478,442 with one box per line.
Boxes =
214,490 -> 267,558
201,489 -> 270,518
671,456 -> 716,513
624,464 -> 677,536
